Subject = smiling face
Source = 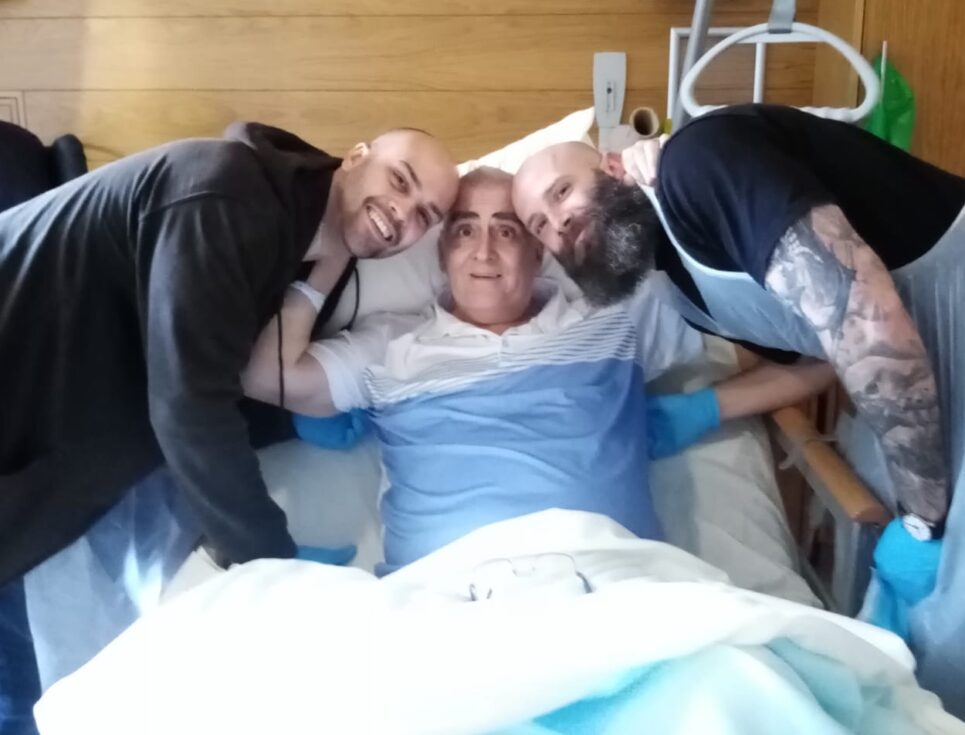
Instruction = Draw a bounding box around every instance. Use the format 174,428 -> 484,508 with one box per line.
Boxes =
513,142 -> 661,306
440,168 -> 544,332
333,129 -> 459,259
511,141 -> 604,266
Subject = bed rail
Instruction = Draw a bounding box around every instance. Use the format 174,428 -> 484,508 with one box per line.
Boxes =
768,404 -> 890,615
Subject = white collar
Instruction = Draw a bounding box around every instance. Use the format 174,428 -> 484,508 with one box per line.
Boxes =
425,279 -> 574,339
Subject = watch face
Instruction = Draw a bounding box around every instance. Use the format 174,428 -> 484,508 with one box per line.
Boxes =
902,514 -> 933,541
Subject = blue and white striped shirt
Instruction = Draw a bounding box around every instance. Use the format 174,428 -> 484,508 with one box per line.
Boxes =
309,277 -> 701,569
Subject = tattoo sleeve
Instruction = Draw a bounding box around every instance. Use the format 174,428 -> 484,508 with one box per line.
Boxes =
764,204 -> 948,522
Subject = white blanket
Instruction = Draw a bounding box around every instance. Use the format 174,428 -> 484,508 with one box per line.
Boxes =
35,510 -> 961,735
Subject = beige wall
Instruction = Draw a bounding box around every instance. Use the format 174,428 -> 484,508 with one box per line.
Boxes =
0,0 -> 816,166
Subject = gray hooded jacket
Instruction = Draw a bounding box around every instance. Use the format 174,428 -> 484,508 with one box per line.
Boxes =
0,123 -> 339,584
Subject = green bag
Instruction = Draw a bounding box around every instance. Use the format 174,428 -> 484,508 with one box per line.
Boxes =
863,53 -> 915,152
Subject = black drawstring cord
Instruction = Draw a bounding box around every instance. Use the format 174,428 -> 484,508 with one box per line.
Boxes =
346,266 -> 361,331
277,312 -> 285,410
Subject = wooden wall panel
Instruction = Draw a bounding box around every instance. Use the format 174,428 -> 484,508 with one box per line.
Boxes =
860,0 -> 965,174
0,0 -> 817,18
1,0 -> 818,166
811,0 -> 865,108
0,16 -> 816,92
25,86 -> 813,168
24,90 -> 621,166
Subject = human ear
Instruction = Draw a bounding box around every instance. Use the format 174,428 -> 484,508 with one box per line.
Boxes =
599,152 -> 625,180
341,142 -> 371,171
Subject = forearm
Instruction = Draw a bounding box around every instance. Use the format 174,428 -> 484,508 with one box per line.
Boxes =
765,205 -> 947,522
242,254 -> 348,413
835,313 -> 945,522
715,358 -> 835,421
242,296 -> 337,414
248,287 -> 319,372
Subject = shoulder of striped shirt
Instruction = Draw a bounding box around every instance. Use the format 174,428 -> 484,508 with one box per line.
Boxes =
364,305 -> 642,409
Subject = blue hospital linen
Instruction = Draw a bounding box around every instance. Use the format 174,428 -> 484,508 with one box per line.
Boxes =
374,357 -> 659,570
308,280 -> 702,571
495,639 -> 922,735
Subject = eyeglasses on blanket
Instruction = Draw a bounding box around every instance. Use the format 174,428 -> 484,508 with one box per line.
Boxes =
468,553 -> 593,601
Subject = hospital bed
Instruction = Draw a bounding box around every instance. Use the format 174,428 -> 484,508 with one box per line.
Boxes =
167,336 -> 891,615
161,0 -> 893,618
245,0 -> 890,617
165,333 -> 828,608
50,333 -> 929,734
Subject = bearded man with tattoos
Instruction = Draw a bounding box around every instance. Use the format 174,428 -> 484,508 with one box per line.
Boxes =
512,104 -> 965,715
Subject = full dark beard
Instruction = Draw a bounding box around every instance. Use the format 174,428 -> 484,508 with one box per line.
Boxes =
557,175 -> 663,307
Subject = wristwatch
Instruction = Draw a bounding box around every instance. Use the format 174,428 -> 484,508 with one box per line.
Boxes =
899,506 -> 945,541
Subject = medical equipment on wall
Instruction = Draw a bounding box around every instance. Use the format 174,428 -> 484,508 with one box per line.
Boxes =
669,0 -> 881,128
593,51 -> 665,152
592,52 -> 627,151
604,106 -> 663,153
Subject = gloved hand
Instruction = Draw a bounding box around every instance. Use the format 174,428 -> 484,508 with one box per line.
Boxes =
293,409 -> 369,451
645,388 -> 721,460
864,518 -> 942,640
296,545 -> 358,566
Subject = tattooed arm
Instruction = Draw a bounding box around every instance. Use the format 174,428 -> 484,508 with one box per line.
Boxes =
764,204 -> 948,525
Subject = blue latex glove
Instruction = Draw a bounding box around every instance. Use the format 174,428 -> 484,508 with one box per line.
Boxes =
866,518 -> 942,639
645,388 -> 721,460
295,544 -> 358,566
292,409 -> 369,451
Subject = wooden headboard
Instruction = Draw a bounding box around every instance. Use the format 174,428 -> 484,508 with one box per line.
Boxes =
0,0 -> 817,166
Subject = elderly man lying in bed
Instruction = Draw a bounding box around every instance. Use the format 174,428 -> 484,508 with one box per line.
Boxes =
242,166 -> 831,573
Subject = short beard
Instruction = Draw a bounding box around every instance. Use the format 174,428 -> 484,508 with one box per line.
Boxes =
558,174 -> 663,307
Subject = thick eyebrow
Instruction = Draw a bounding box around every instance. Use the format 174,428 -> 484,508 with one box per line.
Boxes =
525,178 -> 561,231
493,211 -> 522,224
401,160 -> 421,190
543,177 -> 563,203
401,162 -> 446,222
448,211 -> 480,222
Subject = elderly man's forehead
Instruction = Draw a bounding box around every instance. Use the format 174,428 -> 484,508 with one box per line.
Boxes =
451,180 -> 518,222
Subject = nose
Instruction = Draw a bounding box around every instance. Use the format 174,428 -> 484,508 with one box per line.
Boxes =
387,198 -> 411,226
559,213 -> 573,236
551,212 -> 573,237
472,231 -> 495,261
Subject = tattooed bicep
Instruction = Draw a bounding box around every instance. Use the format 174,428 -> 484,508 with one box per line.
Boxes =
764,204 -> 894,341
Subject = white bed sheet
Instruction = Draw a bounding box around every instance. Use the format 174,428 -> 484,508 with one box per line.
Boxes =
648,335 -> 818,606
166,337 -> 815,606
41,511 -> 960,735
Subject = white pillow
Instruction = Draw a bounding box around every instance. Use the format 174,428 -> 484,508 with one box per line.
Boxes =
455,107 -> 595,176
324,109 -> 594,332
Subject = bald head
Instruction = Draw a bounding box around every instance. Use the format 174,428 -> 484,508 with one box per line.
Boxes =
512,141 -> 607,260
517,141 -> 602,179
369,127 -> 434,152
332,128 -> 459,259
454,166 -> 513,202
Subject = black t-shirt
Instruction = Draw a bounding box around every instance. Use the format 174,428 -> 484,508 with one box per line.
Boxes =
654,104 -> 965,362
